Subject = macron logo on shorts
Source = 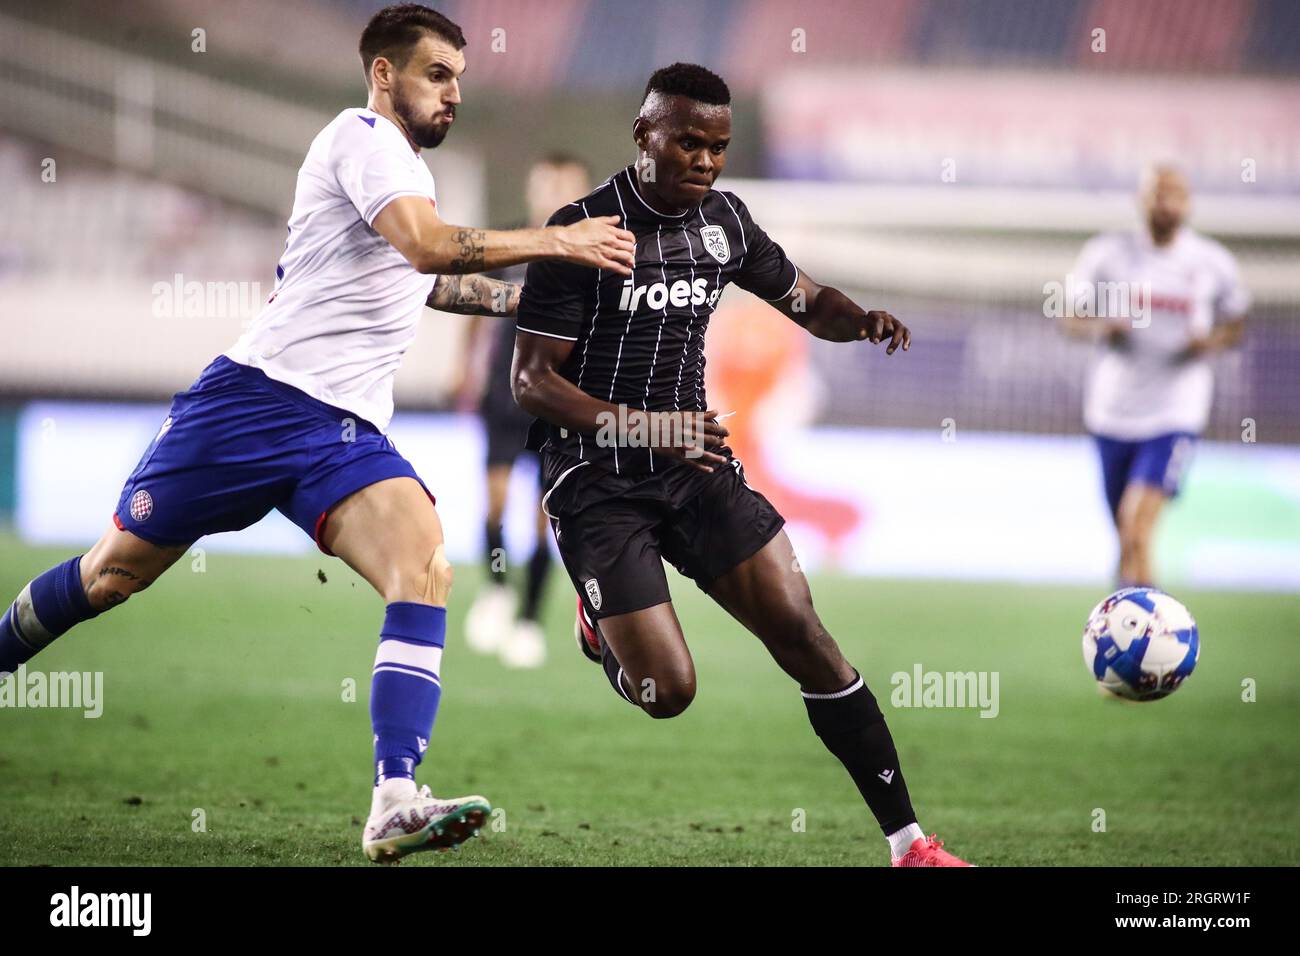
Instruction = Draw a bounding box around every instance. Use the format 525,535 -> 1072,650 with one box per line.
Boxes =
153,416 -> 174,445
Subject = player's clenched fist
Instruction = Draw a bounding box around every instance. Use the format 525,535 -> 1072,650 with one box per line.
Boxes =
552,215 -> 637,275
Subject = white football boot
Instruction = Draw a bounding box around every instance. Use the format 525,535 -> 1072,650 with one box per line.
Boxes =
499,618 -> 547,669
464,585 -> 516,655
362,783 -> 492,863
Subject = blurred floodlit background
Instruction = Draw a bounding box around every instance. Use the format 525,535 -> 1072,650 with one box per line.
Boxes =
1,0 -> 1297,588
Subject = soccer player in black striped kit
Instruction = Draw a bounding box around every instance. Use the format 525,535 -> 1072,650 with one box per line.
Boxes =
512,63 -> 971,866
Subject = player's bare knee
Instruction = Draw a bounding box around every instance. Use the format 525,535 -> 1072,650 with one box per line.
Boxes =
1117,515 -> 1145,550
641,676 -> 696,719
386,545 -> 451,606
427,544 -> 452,605
1119,525 -> 1148,559
431,548 -> 452,590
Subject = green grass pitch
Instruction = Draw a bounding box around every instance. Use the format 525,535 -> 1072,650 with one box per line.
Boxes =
1,531 -> 1296,866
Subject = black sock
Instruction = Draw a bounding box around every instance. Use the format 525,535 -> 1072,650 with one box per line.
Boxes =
485,522 -> 506,586
520,544 -> 551,621
803,671 -> 918,835
601,643 -> 636,705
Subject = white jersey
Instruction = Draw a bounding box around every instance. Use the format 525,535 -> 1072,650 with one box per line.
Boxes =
226,108 -> 438,431
1074,227 -> 1249,440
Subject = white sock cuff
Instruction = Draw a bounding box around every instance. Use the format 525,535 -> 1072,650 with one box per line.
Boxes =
801,674 -> 864,700
373,639 -> 442,685
887,822 -> 925,858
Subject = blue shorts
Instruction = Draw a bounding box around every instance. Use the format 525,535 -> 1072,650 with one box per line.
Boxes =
1093,432 -> 1196,519
114,356 -> 434,553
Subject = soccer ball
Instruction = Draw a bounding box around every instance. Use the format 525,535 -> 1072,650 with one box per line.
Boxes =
1081,587 -> 1199,701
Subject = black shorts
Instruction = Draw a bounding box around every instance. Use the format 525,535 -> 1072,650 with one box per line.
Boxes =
541,452 -> 786,620
481,393 -> 534,468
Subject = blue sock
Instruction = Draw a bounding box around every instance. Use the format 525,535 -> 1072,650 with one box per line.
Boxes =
370,602 -> 446,784
1,556 -> 100,676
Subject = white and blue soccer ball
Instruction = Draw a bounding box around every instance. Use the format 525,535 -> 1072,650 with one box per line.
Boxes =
1082,587 -> 1199,701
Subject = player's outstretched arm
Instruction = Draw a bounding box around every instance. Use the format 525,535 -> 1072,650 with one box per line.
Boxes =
511,331 -> 729,472
774,271 -> 911,353
1060,315 -> 1130,347
373,196 -> 635,276
425,274 -> 520,316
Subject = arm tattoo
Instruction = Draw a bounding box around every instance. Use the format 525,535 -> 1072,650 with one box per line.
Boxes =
447,228 -> 486,274
426,274 -> 520,316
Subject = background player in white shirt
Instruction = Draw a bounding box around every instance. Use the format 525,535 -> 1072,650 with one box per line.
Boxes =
1063,165 -> 1249,586
0,4 -> 634,863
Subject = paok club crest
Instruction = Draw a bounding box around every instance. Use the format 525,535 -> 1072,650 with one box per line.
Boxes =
699,225 -> 730,264
584,578 -> 603,612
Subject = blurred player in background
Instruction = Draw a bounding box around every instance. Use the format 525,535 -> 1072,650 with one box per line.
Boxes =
0,3 -> 635,863
513,63 -> 970,866
1063,165 -> 1249,586
458,155 -> 593,669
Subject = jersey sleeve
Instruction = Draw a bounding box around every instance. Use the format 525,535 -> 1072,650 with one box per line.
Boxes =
727,194 -> 799,301
1072,234 -> 1112,287
1066,234 -> 1118,321
332,117 -> 433,227
516,208 -> 593,342
1211,244 -> 1250,319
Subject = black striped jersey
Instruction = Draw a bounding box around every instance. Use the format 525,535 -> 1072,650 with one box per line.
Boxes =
516,165 -> 799,475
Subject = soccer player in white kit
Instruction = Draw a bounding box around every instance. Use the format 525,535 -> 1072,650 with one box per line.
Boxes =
0,4 -> 634,863
1063,165 -> 1249,586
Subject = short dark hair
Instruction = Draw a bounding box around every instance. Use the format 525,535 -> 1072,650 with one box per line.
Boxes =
642,63 -> 731,107
535,152 -> 591,177
359,4 -> 466,84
